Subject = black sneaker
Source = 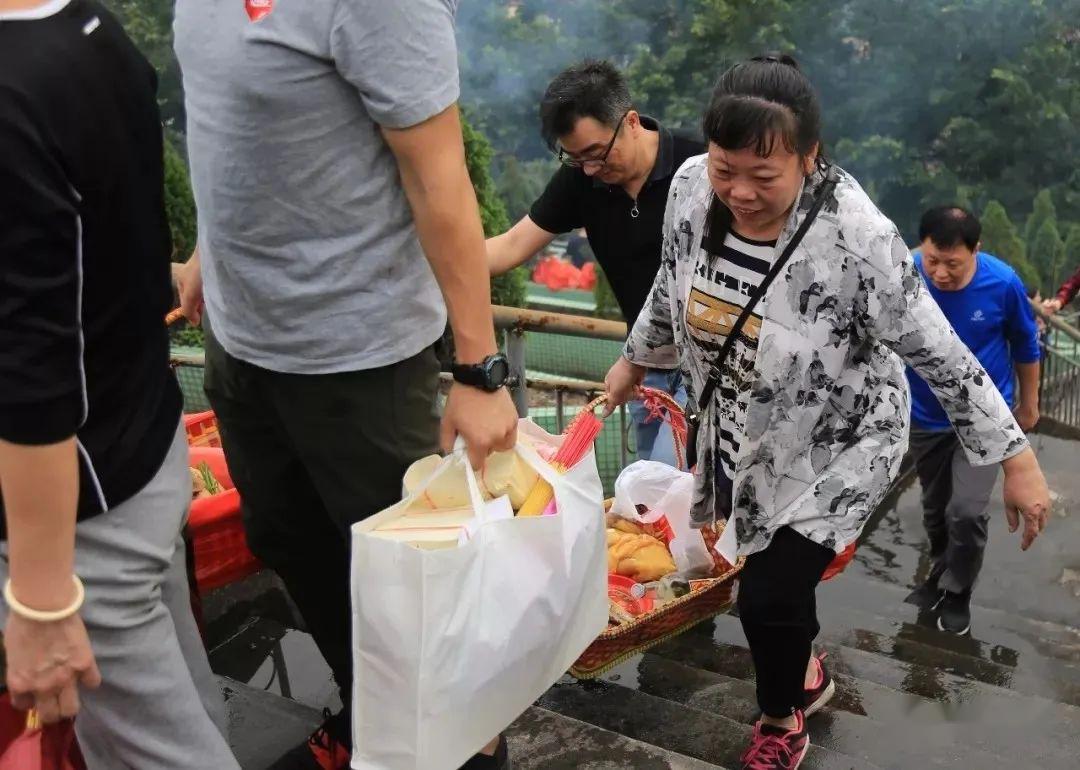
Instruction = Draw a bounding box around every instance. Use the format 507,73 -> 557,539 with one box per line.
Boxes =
905,580 -> 945,612
268,709 -> 351,770
904,564 -> 945,611
458,734 -> 512,770
937,590 -> 972,635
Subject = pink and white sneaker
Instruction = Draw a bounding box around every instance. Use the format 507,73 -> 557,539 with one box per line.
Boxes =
741,710 -> 810,770
804,651 -> 836,717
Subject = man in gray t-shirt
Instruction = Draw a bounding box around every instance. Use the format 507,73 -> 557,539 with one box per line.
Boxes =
174,2 -> 516,768
178,0 -> 453,373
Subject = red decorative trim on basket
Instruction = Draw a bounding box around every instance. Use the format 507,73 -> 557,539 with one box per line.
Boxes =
570,562 -> 743,679
572,386 -> 688,468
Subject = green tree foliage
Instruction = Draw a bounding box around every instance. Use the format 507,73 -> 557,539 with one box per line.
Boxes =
1030,218 -> 1067,296
103,2 -> 195,262
496,156 -> 555,224
593,266 -> 623,321
462,115 -> 528,308
102,0 -> 184,126
794,0 -> 1079,234
104,0 -> 1080,303
1025,189 -> 1067,292
617,0 -> 799,131
456,0 -> 1079,245
1025,189 -> 1058,257
981,201 -> 1040,291
162,135 -> 197,262
1064,224 -> 1080,283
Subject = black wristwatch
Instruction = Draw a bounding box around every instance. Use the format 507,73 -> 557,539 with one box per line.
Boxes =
451,353 -> 511,392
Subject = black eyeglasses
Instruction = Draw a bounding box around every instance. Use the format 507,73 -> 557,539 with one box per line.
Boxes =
556,110 -> 630,169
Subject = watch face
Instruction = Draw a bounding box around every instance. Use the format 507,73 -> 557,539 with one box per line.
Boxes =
487,357 -> 510,386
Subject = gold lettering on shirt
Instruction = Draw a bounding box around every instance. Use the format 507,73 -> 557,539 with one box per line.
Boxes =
686,288 -> 761,340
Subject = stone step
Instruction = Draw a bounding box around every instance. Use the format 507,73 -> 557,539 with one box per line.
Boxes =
222,673 -> 724,770
220,676 -> 323,770
805,604 -> 1080,707
508,706 -> 728,770
649,617 -> 1080,766
713,610 -> 1080,711
848,431 -> 1080,634
721,587 -> 1080,708
539,674 -> 882,770
598,652 -> 1067,768
817,572 -> 1080,669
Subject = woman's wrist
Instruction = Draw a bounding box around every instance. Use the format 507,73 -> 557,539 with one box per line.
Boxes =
622,354 -> 647,372
9,561 -> 78,611
1001,446 -> 1036,475
4,575 -> 84,622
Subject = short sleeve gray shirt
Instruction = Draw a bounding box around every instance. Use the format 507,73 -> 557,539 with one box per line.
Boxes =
175,0 -> 459,373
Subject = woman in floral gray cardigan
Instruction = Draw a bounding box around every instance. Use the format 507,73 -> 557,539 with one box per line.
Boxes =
605,55 -> 1050,770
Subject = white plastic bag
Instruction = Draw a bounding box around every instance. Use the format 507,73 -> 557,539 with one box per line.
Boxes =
611,460 -> 715,577
349,419 -> 608,770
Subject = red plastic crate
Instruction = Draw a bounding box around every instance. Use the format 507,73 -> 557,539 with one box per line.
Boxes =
186,416 -> 261,592
184,410 -> 222,448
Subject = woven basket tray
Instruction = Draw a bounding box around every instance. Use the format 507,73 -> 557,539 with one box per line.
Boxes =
569,557 -> 742,679
565,388 -> 745,680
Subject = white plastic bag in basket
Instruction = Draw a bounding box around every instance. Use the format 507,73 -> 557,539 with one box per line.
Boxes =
610,460 -> 715,577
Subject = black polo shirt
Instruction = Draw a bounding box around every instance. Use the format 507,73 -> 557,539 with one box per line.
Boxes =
0,0 -> 182,532
529,116 -> 702,326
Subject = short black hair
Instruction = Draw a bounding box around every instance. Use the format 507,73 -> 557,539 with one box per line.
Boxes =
539,60 -> 632,152
702,54 -> 822,159
919,206 -> 981,251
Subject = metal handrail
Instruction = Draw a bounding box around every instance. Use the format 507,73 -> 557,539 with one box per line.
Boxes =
1030,298 -> 1080,345
1031,300 -> 1080,430
492,305 -> 627,340
170,302 -> 1080,452
169,306 -> 635,467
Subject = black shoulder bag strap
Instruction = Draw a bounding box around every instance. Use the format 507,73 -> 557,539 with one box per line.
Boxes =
686,166 -> 839,470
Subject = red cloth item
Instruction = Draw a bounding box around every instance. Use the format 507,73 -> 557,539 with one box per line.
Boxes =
821,541 -> 857,581
0,699 -> 86,770
579,262 -> 597,290
531,255 -> 596,291
1055,263 -> 1080,306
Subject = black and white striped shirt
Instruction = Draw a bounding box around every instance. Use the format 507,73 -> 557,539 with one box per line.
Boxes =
685,231 -> 777,480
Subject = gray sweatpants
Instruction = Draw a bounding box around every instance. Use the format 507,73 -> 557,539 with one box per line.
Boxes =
0,424 -> 240,770
910,427 -> 1000,595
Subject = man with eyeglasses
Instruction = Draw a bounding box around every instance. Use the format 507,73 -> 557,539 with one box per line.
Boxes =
488,59 -> 701,466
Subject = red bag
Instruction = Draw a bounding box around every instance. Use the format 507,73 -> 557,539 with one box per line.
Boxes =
821,541 -> 857,581
0,701 -> 86,770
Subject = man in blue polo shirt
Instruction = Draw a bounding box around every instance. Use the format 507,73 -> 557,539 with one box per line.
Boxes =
905,206 -> 1041,635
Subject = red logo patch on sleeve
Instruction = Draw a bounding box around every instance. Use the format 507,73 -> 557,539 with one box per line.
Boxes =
245,0 -> 273,22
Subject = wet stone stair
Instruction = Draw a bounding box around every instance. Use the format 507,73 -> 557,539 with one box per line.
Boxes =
213,431 -> 1080,768
216,567 -> 1080,770
541,598 -> 1080,770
